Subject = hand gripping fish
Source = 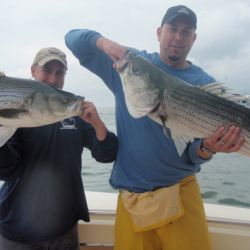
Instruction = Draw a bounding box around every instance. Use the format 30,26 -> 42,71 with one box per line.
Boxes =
115,51 -> 250,157
0,72 -> 84,146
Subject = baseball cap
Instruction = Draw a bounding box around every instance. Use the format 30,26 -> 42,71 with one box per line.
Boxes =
161,5 -> 197,28
32,47 -> 67,68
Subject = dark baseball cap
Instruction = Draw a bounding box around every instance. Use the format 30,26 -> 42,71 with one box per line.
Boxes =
161,5 -> 197,29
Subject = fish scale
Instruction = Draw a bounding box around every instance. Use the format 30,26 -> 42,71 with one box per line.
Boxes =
169,87 -> 244,128
0,90 -> 27,106
0,78 -> 48,107
115,52 -> 250,157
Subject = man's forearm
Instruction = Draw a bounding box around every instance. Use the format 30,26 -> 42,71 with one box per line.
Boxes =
92,131 -> 118,163
96,37 -> 127,62
93,121 -> 107,141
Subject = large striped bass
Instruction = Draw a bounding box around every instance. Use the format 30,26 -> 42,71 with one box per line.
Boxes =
115,51 -> 250,157
0,72 -> 84,146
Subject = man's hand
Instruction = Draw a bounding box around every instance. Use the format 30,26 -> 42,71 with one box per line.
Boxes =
96,37 -> 127,62
79,101 -> 107,141
202,126 -> 245,154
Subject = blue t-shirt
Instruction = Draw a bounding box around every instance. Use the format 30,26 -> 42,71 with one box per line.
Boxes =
65,29 -> 216,192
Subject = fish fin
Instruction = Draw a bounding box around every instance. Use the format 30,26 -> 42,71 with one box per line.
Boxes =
0,126 -> 16,147
171,133 -> 194,156
159,115 -> 172,137
163,127 -> 171,137
157,113 -> 194,155
199,82 -> 247,103
199,82 -> 227,95
0,109 -> 28,118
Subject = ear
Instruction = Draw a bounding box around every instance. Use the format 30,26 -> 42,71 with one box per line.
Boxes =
193,32 -> 197,43
157,27 -> 162,42
31,65 -> 36,78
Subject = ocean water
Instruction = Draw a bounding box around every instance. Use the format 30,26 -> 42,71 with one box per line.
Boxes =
82,107 -> 250,209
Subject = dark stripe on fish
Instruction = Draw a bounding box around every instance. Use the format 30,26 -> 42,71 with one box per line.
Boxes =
0,109 -> 28,118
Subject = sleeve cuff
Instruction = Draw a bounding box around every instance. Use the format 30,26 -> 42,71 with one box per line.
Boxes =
188,139 -> 212,164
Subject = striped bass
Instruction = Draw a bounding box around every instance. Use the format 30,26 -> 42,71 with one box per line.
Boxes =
115,51 -> 250,157
0,72 -> 84,146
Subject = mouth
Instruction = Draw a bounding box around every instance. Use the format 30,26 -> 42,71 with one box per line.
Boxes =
170,44 -> 184,48
70,98 -> 85,114
76,95 -> 85,102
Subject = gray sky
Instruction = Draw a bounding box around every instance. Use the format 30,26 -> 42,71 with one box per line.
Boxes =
1,0 -> 250,107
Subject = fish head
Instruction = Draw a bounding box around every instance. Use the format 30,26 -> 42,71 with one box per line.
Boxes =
115,51 -> 161,118
48,88 -> 84,116
27,87 -> 85,123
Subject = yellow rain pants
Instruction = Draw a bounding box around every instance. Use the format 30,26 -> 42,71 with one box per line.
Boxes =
114,175 -> 211,250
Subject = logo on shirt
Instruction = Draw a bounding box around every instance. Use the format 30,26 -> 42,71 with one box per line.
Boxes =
60,118 -> 77,130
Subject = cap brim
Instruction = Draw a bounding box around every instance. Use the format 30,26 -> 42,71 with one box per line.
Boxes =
37,56 -> 67,68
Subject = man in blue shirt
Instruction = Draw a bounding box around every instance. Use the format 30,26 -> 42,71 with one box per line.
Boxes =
65,5 -> 244,250
0,47 -> 118,250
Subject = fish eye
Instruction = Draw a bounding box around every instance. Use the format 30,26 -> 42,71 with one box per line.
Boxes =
132,65 -> 142,75
62,96 -> 71,104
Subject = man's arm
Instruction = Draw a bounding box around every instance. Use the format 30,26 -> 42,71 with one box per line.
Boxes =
79,101 -> 118,163
91,131 -> 118,163
65,29 -> 127,63
96,37 -> 127,62
65,29 -> 126,91
79,101 -> 107,141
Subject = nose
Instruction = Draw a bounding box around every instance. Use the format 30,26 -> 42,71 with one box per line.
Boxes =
174,31 -> 184,41
45,74 -> 62,89
47,73 -> 58,85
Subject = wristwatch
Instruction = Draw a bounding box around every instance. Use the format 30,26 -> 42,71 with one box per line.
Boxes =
200,142 -> 216,159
